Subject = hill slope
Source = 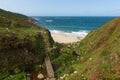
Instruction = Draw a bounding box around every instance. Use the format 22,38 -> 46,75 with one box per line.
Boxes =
0,9 -> 28,20
1,9 -> 120,80
0,9 -> 54,80
53,18 -> 120,80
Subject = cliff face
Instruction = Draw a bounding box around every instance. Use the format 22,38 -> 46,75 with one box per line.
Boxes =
0,9 -> 54,78
53,18 -> 120,79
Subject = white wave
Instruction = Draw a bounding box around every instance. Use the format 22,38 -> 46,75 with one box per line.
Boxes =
50,30 -> 89,38
45,20 -> 53,22
72,31 -> 89,38
50,30 -> 64,33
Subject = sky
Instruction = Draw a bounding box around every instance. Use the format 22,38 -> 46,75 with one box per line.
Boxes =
0,0 -> 120,16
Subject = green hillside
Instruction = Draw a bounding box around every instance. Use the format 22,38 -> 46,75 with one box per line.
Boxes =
0,9 -> 28,20
53,18 -> 120,80
0,9 -> 120,80
0,9 -> 54,80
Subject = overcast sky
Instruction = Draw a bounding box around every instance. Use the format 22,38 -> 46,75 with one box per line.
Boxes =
0,0 -> 120,16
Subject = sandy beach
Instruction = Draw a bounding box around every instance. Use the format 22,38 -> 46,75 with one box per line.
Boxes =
51,33 -> 82,43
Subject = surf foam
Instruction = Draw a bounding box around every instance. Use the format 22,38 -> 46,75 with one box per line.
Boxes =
50,30 -> 89,39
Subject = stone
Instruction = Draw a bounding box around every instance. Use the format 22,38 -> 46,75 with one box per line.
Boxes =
37,73 -> 44,79
74,71 -> 77,74
89,57 -> 92,60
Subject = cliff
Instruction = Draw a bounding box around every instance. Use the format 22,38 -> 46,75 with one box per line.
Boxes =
0,9 -> 54,79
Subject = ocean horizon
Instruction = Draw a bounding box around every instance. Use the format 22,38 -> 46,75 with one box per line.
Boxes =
33,16 -> 117,38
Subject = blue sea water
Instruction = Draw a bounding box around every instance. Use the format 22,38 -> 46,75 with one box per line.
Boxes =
33,16 -> 117,38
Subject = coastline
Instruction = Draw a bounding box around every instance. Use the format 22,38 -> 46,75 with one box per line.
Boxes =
51,33 -> 82,43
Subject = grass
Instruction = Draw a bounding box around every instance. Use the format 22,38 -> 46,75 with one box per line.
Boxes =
1,8 -> 120,80
3,72 -> 26,80
0,9 -> 54,79
53,18 -> 120,80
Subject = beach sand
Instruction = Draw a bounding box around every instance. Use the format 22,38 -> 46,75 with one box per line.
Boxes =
51,33 -> 82,43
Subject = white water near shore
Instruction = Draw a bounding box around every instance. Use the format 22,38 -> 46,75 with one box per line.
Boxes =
50,30 -> 89,43
50,30 -> 89,38
34,16 -> 116,43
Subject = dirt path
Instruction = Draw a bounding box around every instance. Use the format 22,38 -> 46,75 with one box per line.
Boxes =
42,32 -> 55,80
45,56 -> 55,80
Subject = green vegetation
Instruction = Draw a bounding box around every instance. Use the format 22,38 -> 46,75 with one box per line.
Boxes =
53,18 -> 120,80
0,72 -> 26,80
0,9 -> 120,80
0,9 -> 54,80
0,9 -> 28,20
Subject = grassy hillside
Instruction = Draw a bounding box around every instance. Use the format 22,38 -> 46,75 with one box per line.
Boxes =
53,18 -> 120,80
0,9 -> 28,20
0,9 -> 54,80
1,9 -> 120,80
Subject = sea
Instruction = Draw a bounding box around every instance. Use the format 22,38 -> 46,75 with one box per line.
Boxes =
32,16 -> 117,38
